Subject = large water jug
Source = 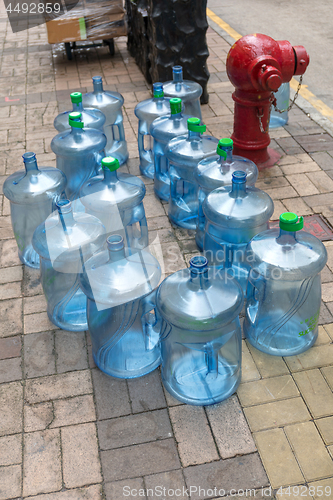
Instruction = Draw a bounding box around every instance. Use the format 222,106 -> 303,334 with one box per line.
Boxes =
269,82 -> 289,128
163,66 -> 202,120
195,138 -> 259,250
80,157 -> 148,251
167,118 -> 218,229
54,92 -> 106,132
203,171 -> 274,294
32,200 -> 105,331
150,98 -> 191,201
156,255 -> 243,405
244,212 -> 327,357
79,234 -> 161,378
3,152 -> 66,269
82,76 -> 128,165
51,112 -> 106,212
134,83 -> 171,179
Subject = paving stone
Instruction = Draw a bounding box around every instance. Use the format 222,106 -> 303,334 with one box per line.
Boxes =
323,322 -> 333,340
104,478 -> 145,500
282,196 -> 313,215
91,368 -> 131,420
23,429 -> 62,497
240,340 -> 261,382
315,325 -> 332,345
303,192 -> 333,208
321,365 -> 333,391
244,397 -> 311,432
0,433 -> 22,466
25,370 -> 93,403
275,486 -> 314,500
54,330 -> 88,373
285,421 -> 333,481
315,416 -> 333,445
147,216 -> 172,231
0,335 -> 21,360
50,395 -> 96,428
24,311 -> 54,334
61,423 -> 102,488
308,170 -> 333,193
0,381 -> 23,437
293,369 -> 333,418
97,409 -> 172,450
143,195 -> 166,218
25,484 -> 104,500
144,470 -> 188,500
0,238 -> 21,267
0,298 -> 23,337
205,395 -> 256,459
24,402 -> 54,432
24,331 -> 56,378
246,341 -> 289,378
295,134 -> 333,153
318,301 -> 333,325
237,375 -> 300,407
160,242 -> 186,274
308,478 -> 333,500
169,405 -> 218,466
281,161 -> 321,175
285,344 -> 333,371
182,453 -> 268,500
254,428 -> 304,489
0,464 -> 21,500
285,174 -> 319,196
0,356 -> 21,383
22,266 -> 43,296
23,294 -> 47,314
101,438 -> 180,482
310,152 -> 333,170
127,369 -> 167,413
163,385 -> 184,406
0,265 -> 22,284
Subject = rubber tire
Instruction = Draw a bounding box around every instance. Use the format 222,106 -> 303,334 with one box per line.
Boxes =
65,43 -> 72,61
106,39 -> 115,56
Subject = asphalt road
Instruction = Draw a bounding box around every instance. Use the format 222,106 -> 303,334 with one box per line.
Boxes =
207,0 -> 333,112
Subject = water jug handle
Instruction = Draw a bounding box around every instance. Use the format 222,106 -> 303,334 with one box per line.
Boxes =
112,122 -> 126,143
141,290 -> 161,351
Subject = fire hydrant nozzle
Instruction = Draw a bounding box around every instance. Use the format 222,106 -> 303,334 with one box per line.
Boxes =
226,33 -> 309,168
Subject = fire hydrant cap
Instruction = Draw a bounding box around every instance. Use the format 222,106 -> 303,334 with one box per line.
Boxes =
187,117 -> 206,133
279,212 -> 304,231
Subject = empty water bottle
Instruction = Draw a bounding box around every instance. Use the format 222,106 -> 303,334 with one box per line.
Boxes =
80,157 -> 148,251
3,152 -> 66,268
32,200 -> 105,331
51,112 -> 106,212
163,66 -> 202,119
134,83 -> 170,179
150,97 -> 191,201
54,92 -> 106,132
269,82 -> 289,128
244,212 -> 327,356
156,256 -> 243,405
82,76 -> 128,165
195,138 -> 259,250
203,171 -> 274,294
167,117 -> 218,229
79,234 -> 161,378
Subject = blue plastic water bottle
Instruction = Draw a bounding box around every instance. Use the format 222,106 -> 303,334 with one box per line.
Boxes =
195,138 -> 259,250
134,83 -> 170,179
163,66 -> 202,120
3,152 -> 66,268
79,235 -> 162,378
203,171 -> 274,294
167,117 -> 218,229
82,76 -> 128,165
32,200 -> 105,331
54,92 -> 106,132
244,212 -> 327,356
269,82 -> 289,128
156,255 -> 243,405
51,112 -> 106,212
80,157 -> 148,251
150,97 -> 191,201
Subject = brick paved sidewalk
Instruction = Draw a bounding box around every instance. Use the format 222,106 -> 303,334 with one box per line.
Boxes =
0,2 -> 333,499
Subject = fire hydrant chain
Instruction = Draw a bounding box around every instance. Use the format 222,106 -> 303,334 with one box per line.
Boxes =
258,76 -> 303,134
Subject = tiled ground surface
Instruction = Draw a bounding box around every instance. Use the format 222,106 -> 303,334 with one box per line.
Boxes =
0,1 -> 333,499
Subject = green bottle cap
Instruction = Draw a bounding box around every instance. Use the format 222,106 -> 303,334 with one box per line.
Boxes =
153,83 -> 164,98
187,117 -> 206,134
101,156 -> 120,172
170,98 -> 182,115
69,112 -> 83,128
279,212 -> 304,231
217,138 -> 233,159
70,92 -> 82,104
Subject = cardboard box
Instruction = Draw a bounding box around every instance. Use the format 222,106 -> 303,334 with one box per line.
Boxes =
86,12 -> 127,39
46,17 -> 86,44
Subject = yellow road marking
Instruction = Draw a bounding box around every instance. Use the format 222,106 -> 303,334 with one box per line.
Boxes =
207,7 -> 333,122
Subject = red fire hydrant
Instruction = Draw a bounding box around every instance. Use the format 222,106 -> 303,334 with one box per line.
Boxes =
226,34 -> 309,169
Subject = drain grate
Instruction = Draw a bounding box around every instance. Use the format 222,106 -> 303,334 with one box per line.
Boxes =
270,214 -> 333,241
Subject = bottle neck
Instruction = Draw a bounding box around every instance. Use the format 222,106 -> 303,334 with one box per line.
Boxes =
57,203 -> 75,232
72,102 -> 83,112
93,80 -> 103,94
231,180 -> 246,197
219,148 -> 233,162
276,229 -> 298,244
188,130 -> 201,140
103,168 -> 118,184
23,154 -> 39,172
171,111 -> 182,120
71,126 -> 82,137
